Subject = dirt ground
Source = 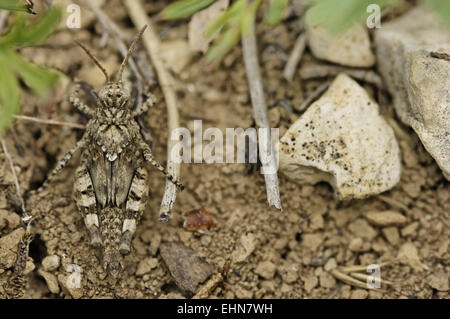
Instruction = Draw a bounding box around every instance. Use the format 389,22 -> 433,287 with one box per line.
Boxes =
0,0 -> 449,299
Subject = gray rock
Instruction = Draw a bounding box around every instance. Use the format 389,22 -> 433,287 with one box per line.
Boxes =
375,8 -> 450,180
279,73 -> 401,199
306,23 -> 375,67
160,241 -> 214,294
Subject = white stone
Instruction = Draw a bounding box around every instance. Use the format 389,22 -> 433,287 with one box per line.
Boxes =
306,23 -> 375,67
375,8 -> 450,180
279,73 -> 401,199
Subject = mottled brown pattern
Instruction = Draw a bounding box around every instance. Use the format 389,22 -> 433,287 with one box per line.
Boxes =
30,28 -> 183,277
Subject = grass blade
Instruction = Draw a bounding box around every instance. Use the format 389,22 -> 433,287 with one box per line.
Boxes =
264,0 -> 289,26
204,0 -> 245,38
0,56 -> 20,136
161,0 -> 218,20
206,24 -> 241,61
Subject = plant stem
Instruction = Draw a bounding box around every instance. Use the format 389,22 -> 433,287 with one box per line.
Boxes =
1,138 -> 30,220
241,7 -> 282,210
13,115 -> 85,129
124,0 -> 182,222
283,32 -> 306,82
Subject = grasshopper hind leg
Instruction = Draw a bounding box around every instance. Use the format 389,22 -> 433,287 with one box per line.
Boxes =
120,166 -> 149,255
74,152 -> 102,247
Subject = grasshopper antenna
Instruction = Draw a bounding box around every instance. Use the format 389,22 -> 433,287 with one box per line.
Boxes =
74,40 -> 110,82
117,24 -> 148,82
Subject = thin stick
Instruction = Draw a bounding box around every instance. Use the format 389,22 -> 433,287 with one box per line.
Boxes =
339,260 -> 397,274
241,7 -> 282,210
299,64 -> 385,90
76,0 -> 129,41
349,272 -> 394,286
124,0 -> 182,222
377,194 -> 409,212
283,33 -> 306,82
1,139 -> 30,220
298,81 -> 330,112
13,115 -> 85,129
330,269 -> 385,291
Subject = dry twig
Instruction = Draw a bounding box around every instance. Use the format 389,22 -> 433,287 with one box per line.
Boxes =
298,80 -> 330,112
300,64 -> 385,90
377,194 -> 409,212
124,0 -> 182,222
330,260 -> 399,291
283,33 -> 306,82
242,11 -> 282,210
13,115 -> 85,129
1,139 -> 29,219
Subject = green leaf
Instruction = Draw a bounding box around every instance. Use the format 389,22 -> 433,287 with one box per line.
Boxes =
204,0 -> 246,38
0,7 -> 61,47
161,0 -> 218,20
3,48 -> 58,96
0,55 -> 20,136
264,0 -> 289,26
305,0 -> 402,34
206,24 -> 241,61
0,7 -> 60,135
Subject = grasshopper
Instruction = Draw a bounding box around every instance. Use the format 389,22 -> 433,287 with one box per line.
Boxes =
32,25 -> 183,276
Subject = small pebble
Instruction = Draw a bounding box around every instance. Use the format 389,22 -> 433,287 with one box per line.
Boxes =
42,255 -> 60,272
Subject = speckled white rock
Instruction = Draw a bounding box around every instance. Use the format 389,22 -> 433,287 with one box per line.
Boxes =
375,8 -> 450,180
279,73 -> 401,199
306,23 -> 375,67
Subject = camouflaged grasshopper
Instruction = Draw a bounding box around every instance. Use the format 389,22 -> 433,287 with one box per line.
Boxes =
32,25 -> 183,276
